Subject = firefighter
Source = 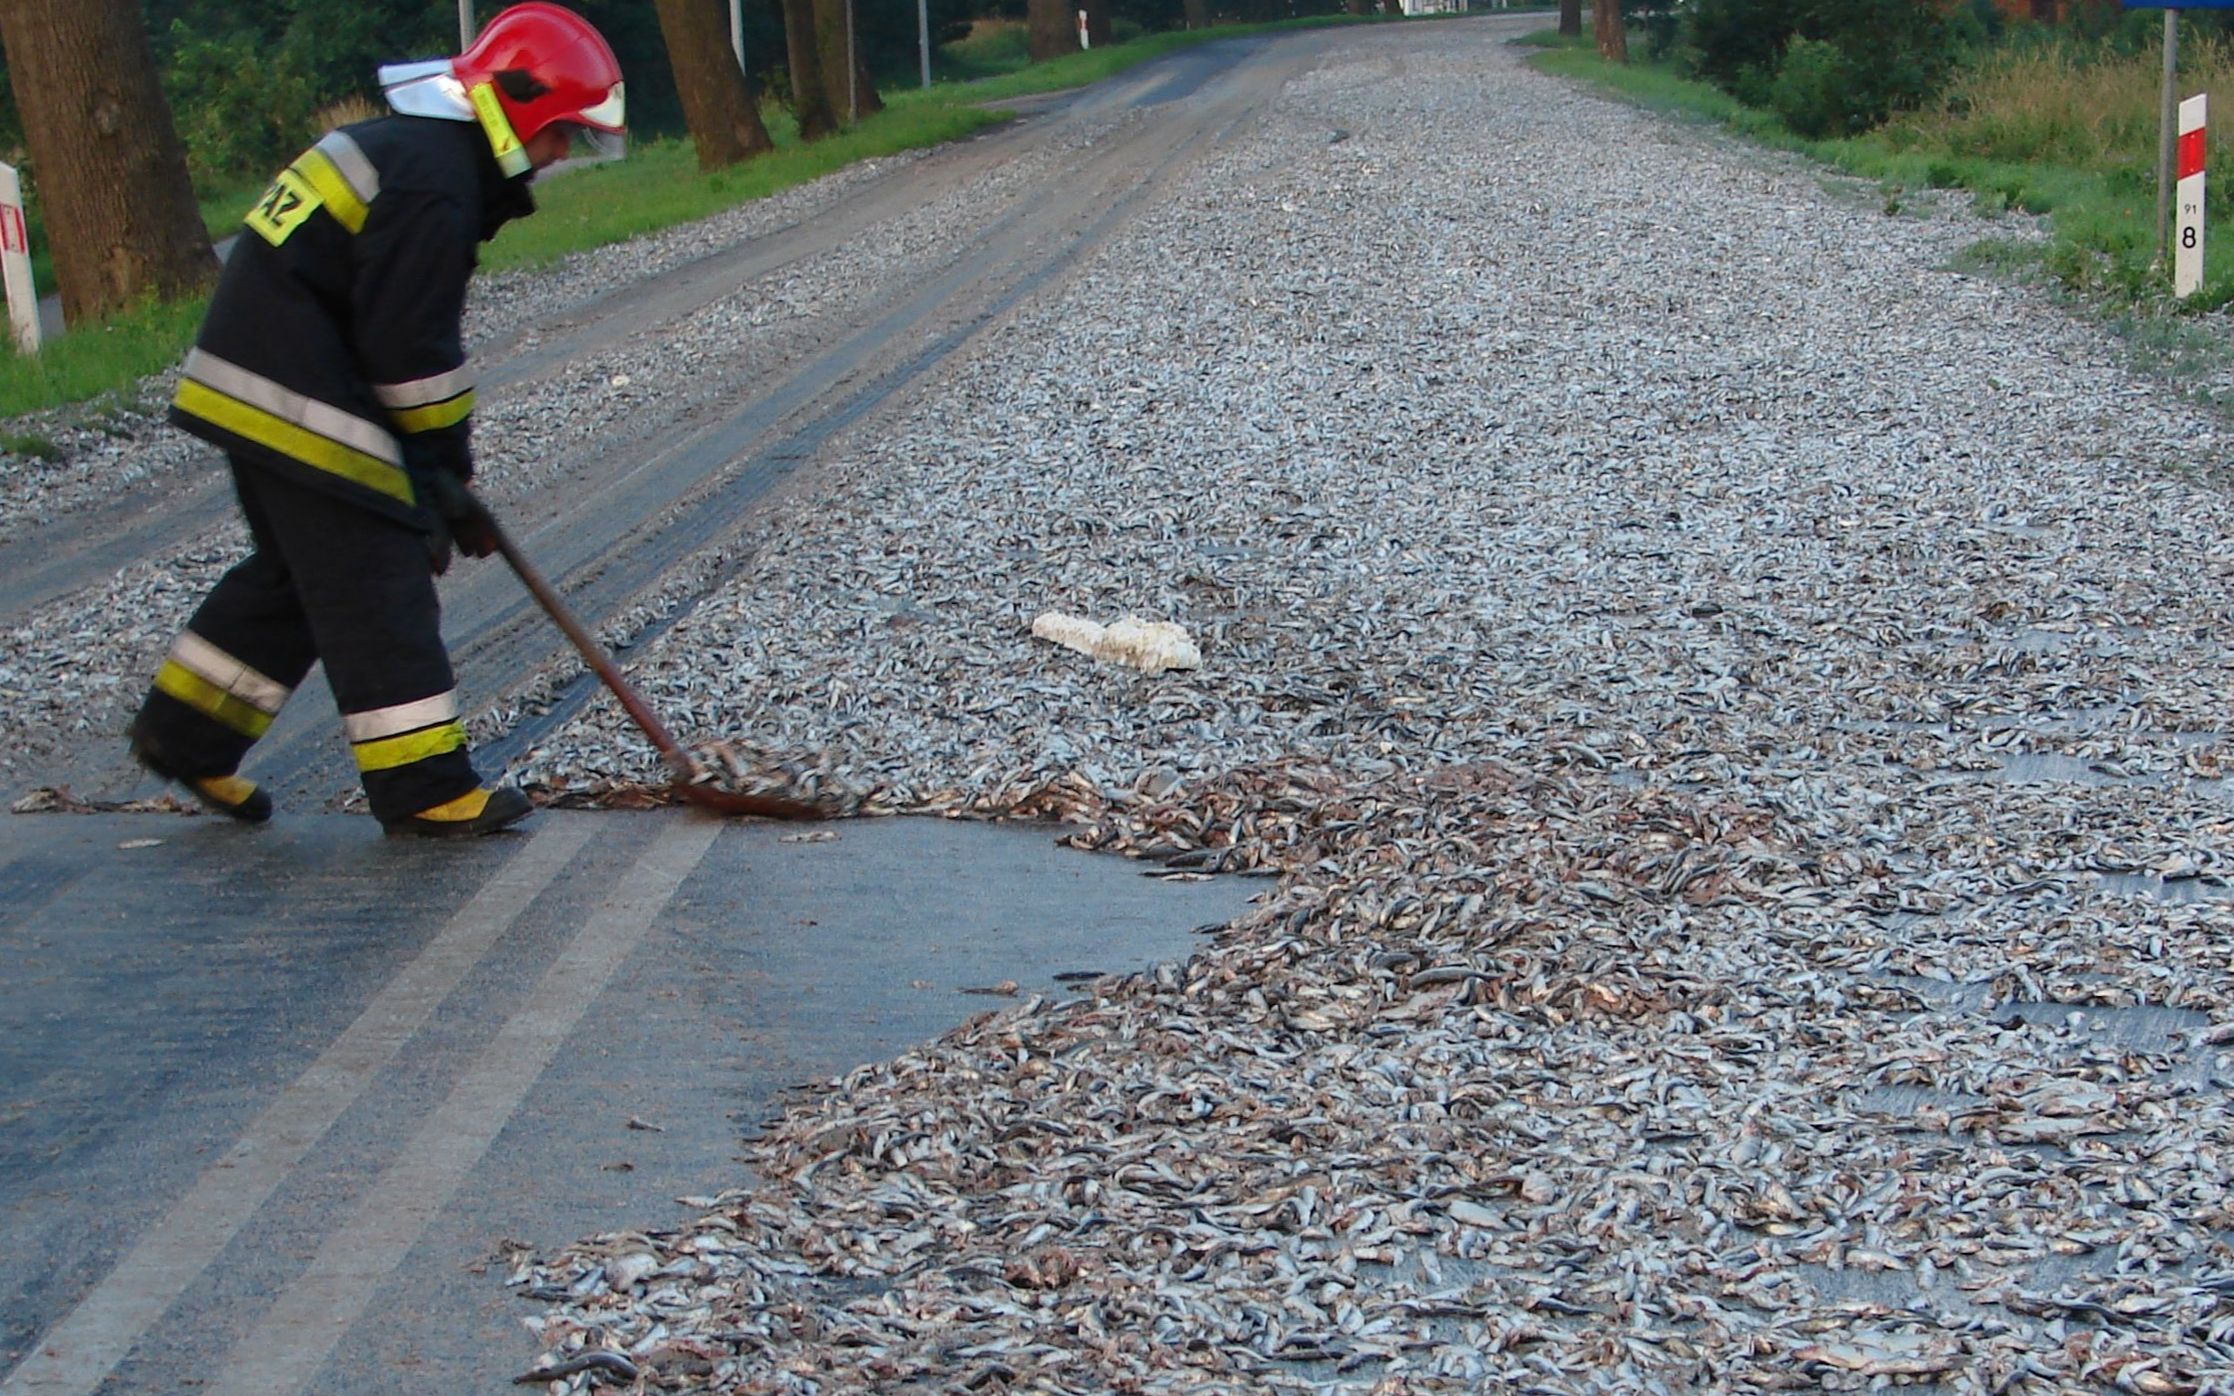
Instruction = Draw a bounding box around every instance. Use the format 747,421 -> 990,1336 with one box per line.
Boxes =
127,2 -> 625,837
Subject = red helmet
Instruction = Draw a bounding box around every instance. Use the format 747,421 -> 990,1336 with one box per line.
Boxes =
455,4 -> 625,148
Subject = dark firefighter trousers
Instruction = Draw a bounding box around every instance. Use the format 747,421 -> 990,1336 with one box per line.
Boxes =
131,457 -> 480,823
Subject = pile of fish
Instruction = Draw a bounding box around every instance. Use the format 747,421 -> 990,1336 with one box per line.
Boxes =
510,760 -> 2234,1393
501,24 -> 2234,1393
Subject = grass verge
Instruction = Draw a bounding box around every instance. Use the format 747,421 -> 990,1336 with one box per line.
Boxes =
1,14 -> 1370,421
0,297 -> 204,424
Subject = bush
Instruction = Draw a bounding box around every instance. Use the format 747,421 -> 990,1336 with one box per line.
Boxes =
162,24 -> 317,182
1685,0 -> 1964,135
1684,0 -> 1790,95
1770,36 -> 1858,135
1630,0 -> 1685,61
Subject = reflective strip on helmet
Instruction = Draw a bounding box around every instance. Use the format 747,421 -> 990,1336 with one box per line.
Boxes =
292,148 -> 371,234
154,661 -> 276,739
343,692 -> 459,743
314,130 -> 382,207
175,350 -> 410,503
351,720 -> 467,773
576,82 -> 625,132
373,366 -> 475,434
468,81 -> 531,177
167,631 -> 292,716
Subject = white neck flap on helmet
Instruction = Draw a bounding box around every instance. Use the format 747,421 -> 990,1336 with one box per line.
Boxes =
377,59 -> 475,122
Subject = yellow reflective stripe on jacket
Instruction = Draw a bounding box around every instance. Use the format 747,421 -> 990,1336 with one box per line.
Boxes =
351,720 -> 466,773
184,350 -> 403,462
373,365 -> 475,436
175,380 -> 414,504
314,130 -> 380,208
294,148 -> 370,234
387,388 -> 474,435
154,660 -> 276,739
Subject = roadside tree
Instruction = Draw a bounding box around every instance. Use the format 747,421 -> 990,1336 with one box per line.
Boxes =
816,0 -> 884,123
0,0 -> 213,323
1595,0 -> 1628,60
651,0 -> 775,168
1028,0 -> 1080,60
783,0 -> 840,138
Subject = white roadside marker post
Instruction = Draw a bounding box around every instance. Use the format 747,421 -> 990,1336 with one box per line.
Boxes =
1077,9 -> 1090,49
2176,93 -> 2207,298
0,161 -> 41,354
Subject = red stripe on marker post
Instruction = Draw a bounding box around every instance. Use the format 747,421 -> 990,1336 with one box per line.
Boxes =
2180,127 -> 2206,181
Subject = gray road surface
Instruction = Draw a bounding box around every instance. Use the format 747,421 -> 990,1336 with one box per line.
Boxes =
0,809 -> 1254,1395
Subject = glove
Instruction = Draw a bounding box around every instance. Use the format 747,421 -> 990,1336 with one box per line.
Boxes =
424,526 -> 453,577
419,469 -> 500,561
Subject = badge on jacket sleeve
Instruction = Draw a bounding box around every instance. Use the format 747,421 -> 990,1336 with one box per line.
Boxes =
244,169 -> 321,246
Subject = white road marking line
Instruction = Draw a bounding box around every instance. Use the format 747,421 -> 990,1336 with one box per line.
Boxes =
204,815 -> 722,1396
0,818 -> 594,1396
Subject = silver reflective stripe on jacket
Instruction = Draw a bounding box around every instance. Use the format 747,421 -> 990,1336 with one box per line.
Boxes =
313,130 -> 381,208
182,348 -> 403,466
371,363 -> 474,410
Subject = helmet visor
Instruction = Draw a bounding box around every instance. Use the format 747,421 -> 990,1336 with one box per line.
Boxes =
573,123 -> 626,160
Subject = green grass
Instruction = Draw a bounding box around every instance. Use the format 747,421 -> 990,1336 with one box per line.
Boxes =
1528,31 -> 2234,310
0,296 -> 204,420
937,19 -> 1034,82
0,15 -> 1374,420
193,169 -> 276,247
484,101 -> 1010,273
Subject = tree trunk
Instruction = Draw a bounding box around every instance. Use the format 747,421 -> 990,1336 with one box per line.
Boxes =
1559,0 -> 1582,36
781,0 -> 838,139
814,0 -> 882,123
1082,0 -> 1114,48
1026,0 -> 1079,62
0,0 -> 213,325
1592,0 -> 1626,61
1181,0 -> 1211,27
651,0 -> 775,169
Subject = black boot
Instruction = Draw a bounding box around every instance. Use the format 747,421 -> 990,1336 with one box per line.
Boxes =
128,723 -> 273,824
380,785 -> 533,839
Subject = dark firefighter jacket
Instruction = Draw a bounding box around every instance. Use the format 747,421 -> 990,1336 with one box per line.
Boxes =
169,115 -> 535,526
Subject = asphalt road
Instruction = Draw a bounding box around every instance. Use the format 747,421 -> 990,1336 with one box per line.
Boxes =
0,809 -> 1255,1395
